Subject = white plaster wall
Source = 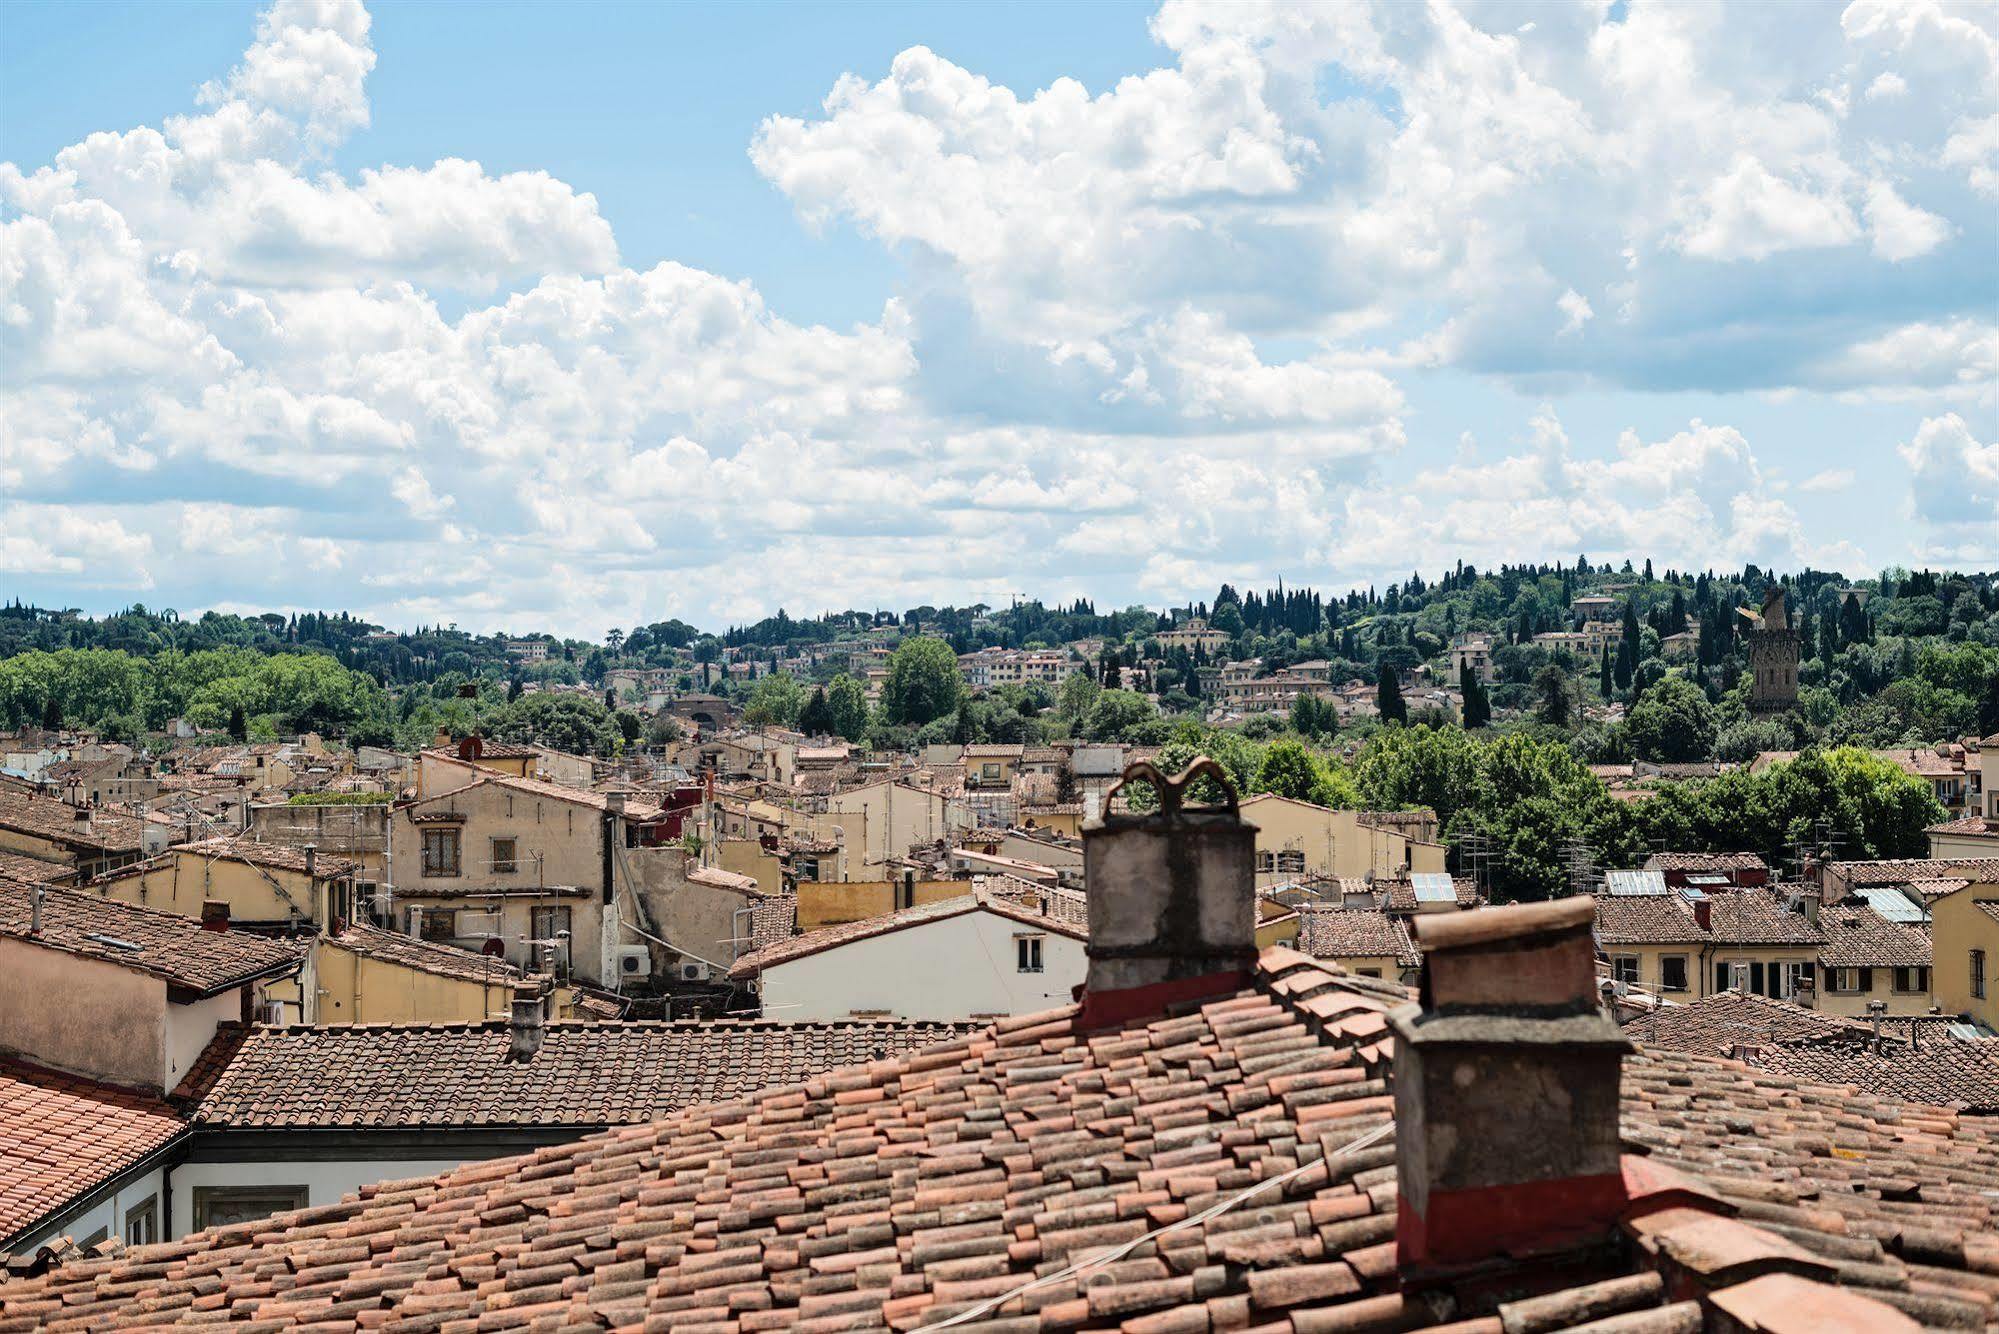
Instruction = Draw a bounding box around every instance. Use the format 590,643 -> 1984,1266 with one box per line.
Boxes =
759,909 -> 1084,1022
163,988 -> 242,1092
169,1158 -> 469,1238
11,1166 -> 165,1253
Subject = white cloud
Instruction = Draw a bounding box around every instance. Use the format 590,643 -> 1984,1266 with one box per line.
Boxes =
1864,180 -> 1953,261
3,0 -> 1992,631
1896,413 -> 1999,553
1796,468 -> 1855,493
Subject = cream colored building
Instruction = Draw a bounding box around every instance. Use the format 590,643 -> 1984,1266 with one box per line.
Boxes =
296,924 -> 525,1025
1932,879 -> 1999,1031
1236,795 -> 1446,886
815,780 -> 966,879
89,838 -> 360,933
1594,889 -> 1822,1003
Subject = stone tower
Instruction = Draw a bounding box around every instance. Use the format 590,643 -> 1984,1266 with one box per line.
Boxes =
1745,586 -> 1799,713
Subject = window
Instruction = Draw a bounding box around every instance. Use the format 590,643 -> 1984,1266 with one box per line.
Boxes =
981,763 -> 1001,781
420,828 -> 461,877
1611,956 -> 1640,986
1830,967 -> 1868,993
416,907 -> 457,942
124,1196 -> 157,1246
490,837 -> 518,875
1974,949 -> 1987,1000
192,1185 -> 309,1230
1016,934 -> 1044,974
1660,956 -> 1688,992
530,906 -> 571,949
1275,850 -> 1306,874
1780,962 -> 1812,999
1355,967 -> 1381,979
1893,966 -> 1929,994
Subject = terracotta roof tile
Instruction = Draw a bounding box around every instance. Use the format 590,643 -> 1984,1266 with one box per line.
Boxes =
1296,908 -> 1420,966
1751,1042 -> 1999,1114
0,1060 -> 185,1245
171,1018 -> 978,1130
0,882 -> 300,995
0,789 -> 146,854
9,948 -> 1999,1330
1816,905 -> 1932,968
1645,851 -> 1770,873
324,923 -> 524,986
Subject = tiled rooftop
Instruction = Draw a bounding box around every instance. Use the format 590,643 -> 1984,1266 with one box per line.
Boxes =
325,923 -> 524,986
1296,907 -> 1420,966
1706,889 -> 1824,945
1644,850 -> 1769,873
1752,1041 -> 1999,1115
92,835 -> 360,885
171,1018 -> 979,1131
1620,989 -> 1885,1055
1593,888 -> 1823,946
0,853 -> 73,889
0,1060 -> 185,1246
6,949 -> 1997,1330
1815,903 -> 1932,968
0,882 -> 301,995
0,789 -> 146,854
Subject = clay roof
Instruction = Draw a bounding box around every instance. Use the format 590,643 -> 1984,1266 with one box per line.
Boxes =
170,1018 -> 978,1132
1753,1042 -> 1999,1114
1827,857 -> 1999,887
1296,907 -> 1420,966
103,836 -> 358,883
1925,815 -> 1999,839
1595,891 -> 1704,943
1644,850 -> 1769,873
8,949 -> 1999,1330
1621,990 -> 1881,1055
0,789 -> 146,854
0,852 -> 73,889
423,741 -> 543,761
743,894 -> 796,953
0,883 -> 300,996
413,773 -> 665,821
324,924 -> 523,986
728,882 -> 1085,979
0,1061 -> 186,1246
1706,889 -> 1823,945
963,743 -> 1024,758
686,865 -> 766,896
1816,905 -> 1932,968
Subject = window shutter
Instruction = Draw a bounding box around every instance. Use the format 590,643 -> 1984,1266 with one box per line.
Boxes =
1717,962 -> 1730,993
1858,967 -> 1872,993
1750,961 -> 1765,996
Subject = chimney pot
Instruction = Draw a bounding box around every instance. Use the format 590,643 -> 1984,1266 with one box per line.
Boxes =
508,983 -> 546,1060
1392,898 -> 1633,1278
30,887 -> 45,936
1079,758 -> 1257,1029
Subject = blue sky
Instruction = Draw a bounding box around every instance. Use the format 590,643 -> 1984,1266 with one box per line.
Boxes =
2,0 -> 1994,636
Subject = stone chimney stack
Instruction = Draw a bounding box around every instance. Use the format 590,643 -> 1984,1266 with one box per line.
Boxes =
508,983 -> 546,1061
1079,758 -> 1257,1029
1391,898 -> 1633,1278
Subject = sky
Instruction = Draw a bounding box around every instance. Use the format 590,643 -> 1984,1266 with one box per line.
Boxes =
2,0 -> 1995,639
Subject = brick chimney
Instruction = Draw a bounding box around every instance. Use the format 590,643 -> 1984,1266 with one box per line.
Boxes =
1078,757 -> 1257,1029
1391,898 -> 1633,1277
508,982 -> 546,1061
200,899 -> 230,932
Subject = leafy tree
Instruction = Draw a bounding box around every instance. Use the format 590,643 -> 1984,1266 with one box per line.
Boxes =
1375,663 -> 1407,724
1625,674 -> 1718,762
1532,665 -> 1572,727
743,672 -> 806,729
798,686 -> 836,737
1253,740 -> 1345,804
1057,671 -> 1101,723
1081,689 -> 1156,741
613,710 -> 642,744
826,675 -> 871,742
489,692 -> 620,756
882,637 -> 963,726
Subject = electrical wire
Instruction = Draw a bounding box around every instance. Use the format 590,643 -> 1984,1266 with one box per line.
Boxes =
910,1117 -> 1395,1331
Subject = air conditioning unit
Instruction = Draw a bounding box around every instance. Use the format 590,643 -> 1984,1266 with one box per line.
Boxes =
258,1000 -> 287,1025
615,945 -> 652,980
680,961 -> 709,982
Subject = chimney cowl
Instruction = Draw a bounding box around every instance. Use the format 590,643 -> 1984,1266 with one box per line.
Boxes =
1078,757 -> 1257,1029
1391,898 -> 1634,1279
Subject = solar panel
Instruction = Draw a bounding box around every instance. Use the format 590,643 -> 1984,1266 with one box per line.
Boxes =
1854,885 -> 1928,924
1683,872 -> 1733,886
1410,872 -> 1456,903
1605,870 -> 1668,897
